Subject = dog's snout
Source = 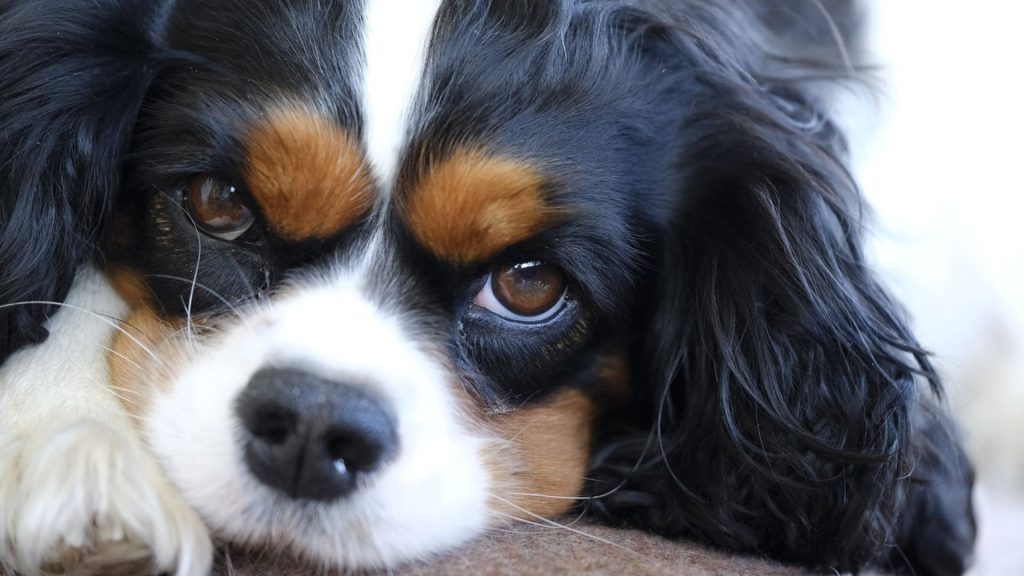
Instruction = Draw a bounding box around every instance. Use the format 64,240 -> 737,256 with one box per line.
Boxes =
236,368 -> 398,501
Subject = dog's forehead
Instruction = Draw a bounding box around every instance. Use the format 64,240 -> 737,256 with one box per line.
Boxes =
162,0 -> 586,254
359,0 -> 444,189
165,0 -> 442,177
159,0 -> 630,255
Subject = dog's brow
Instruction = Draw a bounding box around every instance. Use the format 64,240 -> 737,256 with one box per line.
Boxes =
244,104 -> 374,241
400,148 -> 557,265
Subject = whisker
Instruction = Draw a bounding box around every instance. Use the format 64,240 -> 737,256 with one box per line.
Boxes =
106,383 -> 144,398
226,258 -> 259,303
491,506 -> 589,532
145,274 -> 245,321
488,494 -> 637,555
77,373 -> 152,425
490,511 -> 563,533
0,300 -> 165,369
106,389 -> 141,407
178,295 -> 199,355
185,213 -> 203,352
502,491 -> 593,502
152,185 -> 204,352
104,346 -> 146,374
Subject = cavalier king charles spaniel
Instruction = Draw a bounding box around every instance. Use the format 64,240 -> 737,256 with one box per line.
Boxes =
0,0 -> 976,575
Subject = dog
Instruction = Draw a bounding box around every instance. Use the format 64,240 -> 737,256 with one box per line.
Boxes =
0,0 -> 976,574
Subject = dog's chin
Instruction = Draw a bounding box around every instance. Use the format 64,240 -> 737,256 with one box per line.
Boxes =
118,267 -> 496,568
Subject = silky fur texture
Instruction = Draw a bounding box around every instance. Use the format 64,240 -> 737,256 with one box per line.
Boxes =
0,1 -> 975,576
0,269 -> 212,576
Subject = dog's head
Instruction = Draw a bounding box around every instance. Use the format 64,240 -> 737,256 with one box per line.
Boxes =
1,0 -> 955,572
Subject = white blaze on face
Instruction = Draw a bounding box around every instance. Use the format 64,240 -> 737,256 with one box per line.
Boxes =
144,247 -> 493,568
359,0 -> 444,190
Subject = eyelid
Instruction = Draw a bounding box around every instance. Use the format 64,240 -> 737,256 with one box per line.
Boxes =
473,271 -> 568,324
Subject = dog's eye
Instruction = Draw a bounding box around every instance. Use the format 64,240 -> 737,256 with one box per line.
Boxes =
185,175 -> 255,241
474,261 -> 568,323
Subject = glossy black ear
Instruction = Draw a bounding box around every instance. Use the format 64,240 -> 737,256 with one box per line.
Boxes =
589,3 -> 973,574
0,0 -> 164,363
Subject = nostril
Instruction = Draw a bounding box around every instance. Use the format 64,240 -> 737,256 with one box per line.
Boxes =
245,406 -> 296,446
326,428 -> 388,475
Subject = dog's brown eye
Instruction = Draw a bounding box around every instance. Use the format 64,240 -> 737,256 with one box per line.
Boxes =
475,261 -> 568,322
185,175 -> 255,241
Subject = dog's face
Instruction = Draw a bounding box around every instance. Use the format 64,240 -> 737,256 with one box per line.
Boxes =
103,0 -> 659,566
0,0 -> 978,573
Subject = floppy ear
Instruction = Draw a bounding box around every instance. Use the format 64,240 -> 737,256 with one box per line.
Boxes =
613,98 -> 922,567
0,0 -> 164,362
589,3 -> 970,573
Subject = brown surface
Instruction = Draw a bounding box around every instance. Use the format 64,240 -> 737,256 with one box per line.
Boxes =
214,522 -> 806,576
0,524 -> 806,575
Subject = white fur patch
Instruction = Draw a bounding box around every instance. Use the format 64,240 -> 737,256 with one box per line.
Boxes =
0,268 -> 212,576
359,0 -> 443,189
145,249 -> 492,569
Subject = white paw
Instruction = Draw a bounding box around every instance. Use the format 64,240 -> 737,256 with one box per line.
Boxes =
0,420 -> 213,576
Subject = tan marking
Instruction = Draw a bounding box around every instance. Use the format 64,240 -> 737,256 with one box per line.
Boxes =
486,389 -> 596,518
106,266 -> 154,304
106,268 -> 185,418
245,104 -> 373,240
402,148 -> 557,264
107,307 -> 186,419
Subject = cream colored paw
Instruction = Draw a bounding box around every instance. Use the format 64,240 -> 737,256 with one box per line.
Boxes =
0,420 -> 213,576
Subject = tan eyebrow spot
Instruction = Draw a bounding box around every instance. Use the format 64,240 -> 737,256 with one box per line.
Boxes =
244,104 -> 374,241
401,148 -> 557,264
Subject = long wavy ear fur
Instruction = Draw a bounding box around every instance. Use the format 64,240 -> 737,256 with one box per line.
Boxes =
0,0 -> 163,363
589,2 -> 974,573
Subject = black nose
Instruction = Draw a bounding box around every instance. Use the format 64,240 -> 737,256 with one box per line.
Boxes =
236,368 -> 398,501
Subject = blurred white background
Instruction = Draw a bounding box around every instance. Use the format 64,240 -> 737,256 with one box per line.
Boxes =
856,2 -> 1024,573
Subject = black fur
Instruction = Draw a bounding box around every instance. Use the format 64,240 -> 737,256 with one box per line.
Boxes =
0,0 -> 166,363
0,0 -> 975,574
585,2 -> 976,574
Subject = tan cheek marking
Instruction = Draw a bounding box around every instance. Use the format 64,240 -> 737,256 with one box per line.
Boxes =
245,104 -> 373,240
402,148 -> 556,265
107,267 -> 153,304
107,269 -> 186,419
486,389 -> 596,518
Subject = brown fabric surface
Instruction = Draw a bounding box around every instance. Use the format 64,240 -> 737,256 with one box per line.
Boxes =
216,523 -> 806,576
0,524 -> 806,575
